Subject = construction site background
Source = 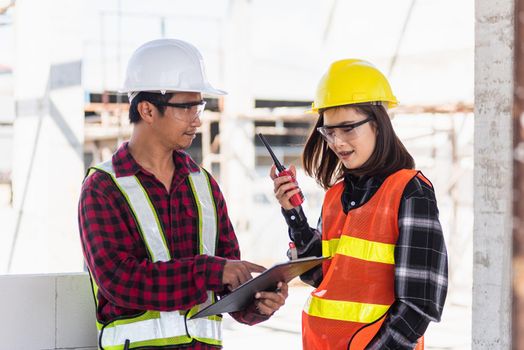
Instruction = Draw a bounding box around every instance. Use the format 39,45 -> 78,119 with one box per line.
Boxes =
0,0 -> 485,349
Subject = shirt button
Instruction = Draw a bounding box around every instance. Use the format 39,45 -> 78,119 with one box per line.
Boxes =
350,201 -> 356,206
291,215 -> 296,220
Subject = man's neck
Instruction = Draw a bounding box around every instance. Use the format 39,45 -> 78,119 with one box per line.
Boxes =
128,133 -> 175,175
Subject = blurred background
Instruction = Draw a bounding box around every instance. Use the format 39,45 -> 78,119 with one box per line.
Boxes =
0,0 -> 476,349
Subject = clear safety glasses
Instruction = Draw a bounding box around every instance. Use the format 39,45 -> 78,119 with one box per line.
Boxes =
316,117 -> 372,144
149,99 -> 207,123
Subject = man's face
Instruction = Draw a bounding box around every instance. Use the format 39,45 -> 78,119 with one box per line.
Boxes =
150,92 -> 204,150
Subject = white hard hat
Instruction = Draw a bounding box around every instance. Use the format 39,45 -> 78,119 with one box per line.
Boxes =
120,39 -> 227,100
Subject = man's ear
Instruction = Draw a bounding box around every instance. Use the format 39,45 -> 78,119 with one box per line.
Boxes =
137,101 -> 155,124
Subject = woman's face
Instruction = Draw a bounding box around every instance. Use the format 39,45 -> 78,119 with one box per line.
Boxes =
321,107 -> 377,170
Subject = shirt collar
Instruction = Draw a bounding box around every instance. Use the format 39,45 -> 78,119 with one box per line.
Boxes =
111,142 -> 200,178
343,172 -> 387,192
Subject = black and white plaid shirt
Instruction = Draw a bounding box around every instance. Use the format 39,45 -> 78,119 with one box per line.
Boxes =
283,172 -> 448,350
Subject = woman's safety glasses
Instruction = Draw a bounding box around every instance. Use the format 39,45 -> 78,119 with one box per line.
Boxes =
149,99 -> 206,123
316,117 -> 372,144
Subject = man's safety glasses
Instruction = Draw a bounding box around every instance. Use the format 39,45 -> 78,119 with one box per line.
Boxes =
316,118 -> 372,144
149,100 -> 207,123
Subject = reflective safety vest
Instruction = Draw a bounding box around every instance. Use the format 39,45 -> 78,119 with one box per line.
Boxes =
302,169 -> 426,350
86,160 -> 222,350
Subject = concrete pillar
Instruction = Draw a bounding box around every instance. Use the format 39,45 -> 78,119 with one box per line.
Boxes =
473,0 -> 514,348
220,0 -> 255,234
8,0 -> 84,273
513,0 -> 524,347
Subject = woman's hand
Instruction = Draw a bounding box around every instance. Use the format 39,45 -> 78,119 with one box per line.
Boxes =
269,164 -> 301,210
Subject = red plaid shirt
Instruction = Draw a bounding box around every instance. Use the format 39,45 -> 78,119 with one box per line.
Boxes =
79,142 -> 267,349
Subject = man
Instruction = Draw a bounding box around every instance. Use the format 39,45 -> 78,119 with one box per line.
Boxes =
79,38 -> 288,349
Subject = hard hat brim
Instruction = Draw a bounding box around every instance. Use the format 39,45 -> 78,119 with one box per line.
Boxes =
118,86 -> 228,96
309,100 -> 398,114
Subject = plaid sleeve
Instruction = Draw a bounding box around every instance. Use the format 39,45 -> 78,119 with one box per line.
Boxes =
296,215 -> 323,287
78,172 -> 227,313
280,207 -> 323,287
367,176 -> 448,350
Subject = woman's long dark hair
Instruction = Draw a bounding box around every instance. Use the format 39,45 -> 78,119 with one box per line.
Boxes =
302,104 -> 415,190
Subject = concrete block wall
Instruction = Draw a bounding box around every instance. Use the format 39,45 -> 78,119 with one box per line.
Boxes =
0,273 -> 97,350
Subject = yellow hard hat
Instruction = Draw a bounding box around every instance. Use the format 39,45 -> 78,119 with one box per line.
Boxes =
311,59 -> 398,112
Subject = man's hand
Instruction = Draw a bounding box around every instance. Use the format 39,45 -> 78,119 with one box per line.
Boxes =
222,260 -> 266,291
254,281 -> 289,316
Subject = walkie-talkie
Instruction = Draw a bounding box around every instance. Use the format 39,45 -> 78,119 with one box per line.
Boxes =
258,133 -> 304,207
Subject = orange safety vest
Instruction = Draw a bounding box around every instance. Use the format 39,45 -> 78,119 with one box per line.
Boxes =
302,169 -> 427,350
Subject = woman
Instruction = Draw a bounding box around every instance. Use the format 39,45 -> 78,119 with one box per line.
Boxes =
270,59 -> 448,350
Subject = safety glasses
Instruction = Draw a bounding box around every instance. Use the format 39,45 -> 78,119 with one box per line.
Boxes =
148,99 -> 207,123
316,117 -> 372,144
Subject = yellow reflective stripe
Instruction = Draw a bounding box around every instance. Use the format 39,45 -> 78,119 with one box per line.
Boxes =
136,176 -> 171,260
102,336 -> 222,349
103,335 -> 193,350
203,170 -> 219,250
90,165 -> 158,261
103,310 -> 161,329
337,235 -> 395,264
187,175 -> 204,254
305,295 -> 389,323
322,238 -> 339,258
97,311 -> 161,331
186,307 -> 221,321
113,177 -> 158,260
88,273 -> 105,331
193,337 -> 222,346
323,236 -> 395,264
185,297 -> 220,322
